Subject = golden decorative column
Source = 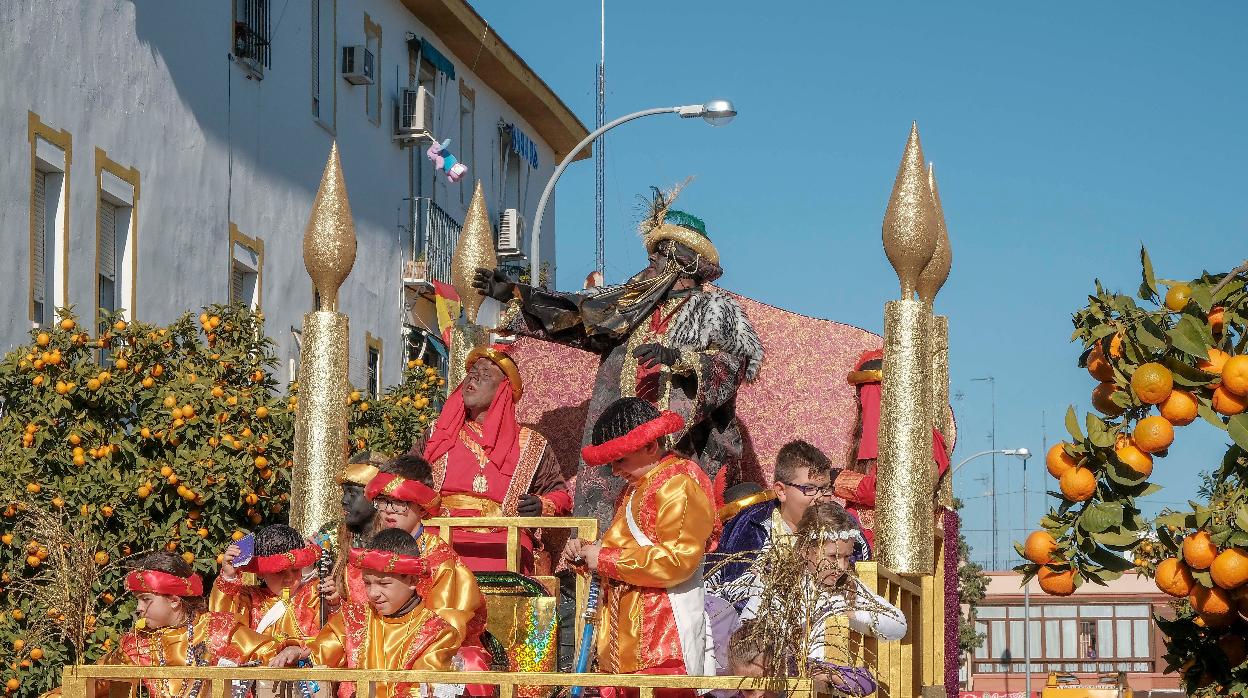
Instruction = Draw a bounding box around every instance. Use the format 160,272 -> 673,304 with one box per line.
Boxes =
920,164 -> 954,508
291,143 -> 357,538
447,181 -> 498,390
877,123 -> 940,575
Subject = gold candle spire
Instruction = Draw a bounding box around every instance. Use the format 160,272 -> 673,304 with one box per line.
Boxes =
304,142 -> 358,311
916,163 -> 953,304
447,181 -> 496,391
291,143 -> 356,537
882,122 -> 939,300
451,180 -> 498,324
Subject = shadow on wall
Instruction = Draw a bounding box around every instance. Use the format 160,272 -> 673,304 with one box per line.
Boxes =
127,0 -> 393,236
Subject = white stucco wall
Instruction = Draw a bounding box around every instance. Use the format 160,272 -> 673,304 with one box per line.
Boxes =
0,0 -> 562,388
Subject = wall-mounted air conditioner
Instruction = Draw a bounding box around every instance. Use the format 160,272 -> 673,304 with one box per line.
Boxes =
341,45 -> 375,85
498,209 -> 523,255
397,87 -> 434,138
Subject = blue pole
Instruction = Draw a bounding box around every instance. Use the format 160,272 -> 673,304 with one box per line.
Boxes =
570,577 -> 602,698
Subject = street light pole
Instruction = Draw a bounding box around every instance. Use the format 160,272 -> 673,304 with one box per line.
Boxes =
527,100 -> 737,287
1021,451 -> 1033,698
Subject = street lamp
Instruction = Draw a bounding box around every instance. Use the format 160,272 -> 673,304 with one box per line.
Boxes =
950,447 -> 1030,477
526,100 -> 737,286
1016,449 -> 1035,698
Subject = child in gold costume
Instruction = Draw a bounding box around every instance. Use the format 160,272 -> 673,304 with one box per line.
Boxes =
71,552 -> 280,698
564,398 -> 719,698
270,529 -> 464,698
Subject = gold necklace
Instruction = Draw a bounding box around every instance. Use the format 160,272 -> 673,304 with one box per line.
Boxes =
459,426 -> 490,494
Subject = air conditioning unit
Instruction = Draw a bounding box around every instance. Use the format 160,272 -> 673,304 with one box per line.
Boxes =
341,45 -> 375,85
397,87 -> 434,137
498,208 -> 523,255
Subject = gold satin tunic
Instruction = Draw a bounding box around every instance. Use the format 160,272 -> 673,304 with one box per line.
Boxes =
595,456 -> 716,673
309,602 -> 460,698
210,578 -> 322,643
412,529 -> 486,645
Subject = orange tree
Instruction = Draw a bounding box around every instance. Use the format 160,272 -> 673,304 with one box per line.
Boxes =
0,305 -> 441,697
1015,249 -> 1248,695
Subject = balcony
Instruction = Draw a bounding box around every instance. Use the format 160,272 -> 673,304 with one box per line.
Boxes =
405,197 -> 463,290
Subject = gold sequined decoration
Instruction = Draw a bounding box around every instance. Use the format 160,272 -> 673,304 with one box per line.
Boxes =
304,142 -> 357,312
292,310 -> 351,537
882,122 -> 939,300
876,299 -> 934,574
292,143 -> 357,537
451,180 -> 498,324
916,163 -> 952,304
449,318 -> 487,397
928,314 -> 954,508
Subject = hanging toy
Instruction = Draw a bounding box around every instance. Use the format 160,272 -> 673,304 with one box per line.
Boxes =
427,138 -> 468,183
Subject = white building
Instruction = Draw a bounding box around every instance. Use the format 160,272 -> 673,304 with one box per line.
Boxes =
0,0 -> 588,391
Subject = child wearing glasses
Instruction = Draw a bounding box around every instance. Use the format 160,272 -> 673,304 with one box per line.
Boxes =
363,455 -> 493,689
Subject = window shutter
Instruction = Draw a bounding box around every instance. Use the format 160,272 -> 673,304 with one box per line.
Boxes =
98,200 -> 117,281
32,172 -> 47,316
231,262 -> 246,304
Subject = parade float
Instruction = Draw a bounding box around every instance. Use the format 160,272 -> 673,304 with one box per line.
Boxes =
1017,250 -> 1248,696
2,125 -> 962,698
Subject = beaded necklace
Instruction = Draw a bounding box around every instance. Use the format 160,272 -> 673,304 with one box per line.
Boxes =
146,614 -> 202,698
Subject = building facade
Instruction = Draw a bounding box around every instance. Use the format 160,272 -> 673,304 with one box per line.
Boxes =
0,0 -> 587,390
965,571 -> 1182,697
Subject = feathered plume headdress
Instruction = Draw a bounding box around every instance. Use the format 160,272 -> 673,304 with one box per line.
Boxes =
637,179 -> 720,266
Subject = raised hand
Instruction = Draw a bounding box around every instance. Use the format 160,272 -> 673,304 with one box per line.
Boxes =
517,494 -> 544,517
472,267 -> 515,301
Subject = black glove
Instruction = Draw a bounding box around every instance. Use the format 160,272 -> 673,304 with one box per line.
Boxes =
633,343 -> 680,368
517,494 -> 544,517
472,267 -> 516,301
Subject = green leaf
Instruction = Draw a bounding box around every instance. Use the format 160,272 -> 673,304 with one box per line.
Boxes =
1139,247 -> 1158,300
1189,283 -> 1213,313
1169,315 -> 1211,359
1095,529 -> 1141,548
1080,502 -> 1124,533
1107,458 -> 1148,486
1191,570 -> 1213,588
1228,414 -> 1248,451
1065,406 -> 1084,442
1135,319 -> 1169,351
1198,401 -> 1227,430
1085,413 -> 1115,448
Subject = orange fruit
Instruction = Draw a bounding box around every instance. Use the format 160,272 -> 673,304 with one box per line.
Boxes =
134,484 -> 151,498
35,332 -> 49,347
256,405 -> 269,418
1213,384 -> 1248,415
1086,344 -> 1114,381
1184,531 -> 1218,570
1091,382 -> 1125,417
1223,355 -> 1248,396
93,551 -> 109,565
1131,363 -> 1173,404
1209,306 -> 1226,335
232,530 -> 245,541
1199,348 -> 1231,375
212,386 -> 224,398
1165,283 -> 1192,311
1037,566 -> 1075,596
1210,547 -> 1248,589
1024,531 -> 1058,564
25,483 -> 40,494
12,640 -> 25,653
1108,332 -> 1125,359
1046,443 -> 1078,479
1114,440 -> 1153,478
28,648 -> 42,662
1133,415 -> 1174,453
165,541 -> 178,552
254,456 -> 268,469
1060,467 -> 1097,502
181,552 -> 195,565
159,466 -> 173,477
1160,390 -> 1199,426
1191,585 -> 1236,627
1155,557 -> 1195,597
6,679 -> 20,691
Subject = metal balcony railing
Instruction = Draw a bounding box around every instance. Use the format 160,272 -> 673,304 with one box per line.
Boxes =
411,198 -> 462,285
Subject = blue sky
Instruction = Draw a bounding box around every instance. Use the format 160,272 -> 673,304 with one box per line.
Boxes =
475,2 -> 1248,568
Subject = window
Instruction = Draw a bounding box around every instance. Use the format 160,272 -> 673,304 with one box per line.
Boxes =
363,14 -> 382,125
459,83 -> 475,207
229,224 -> 264,309
95,148 -> 140,322
311,0 -> 335,127
28,113 -> 71,326
412,54 -> 438,202
974,603 -> 1157,675
500,126 -> 523,213
233,0 -> 271,74
365,332 -> 383,398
